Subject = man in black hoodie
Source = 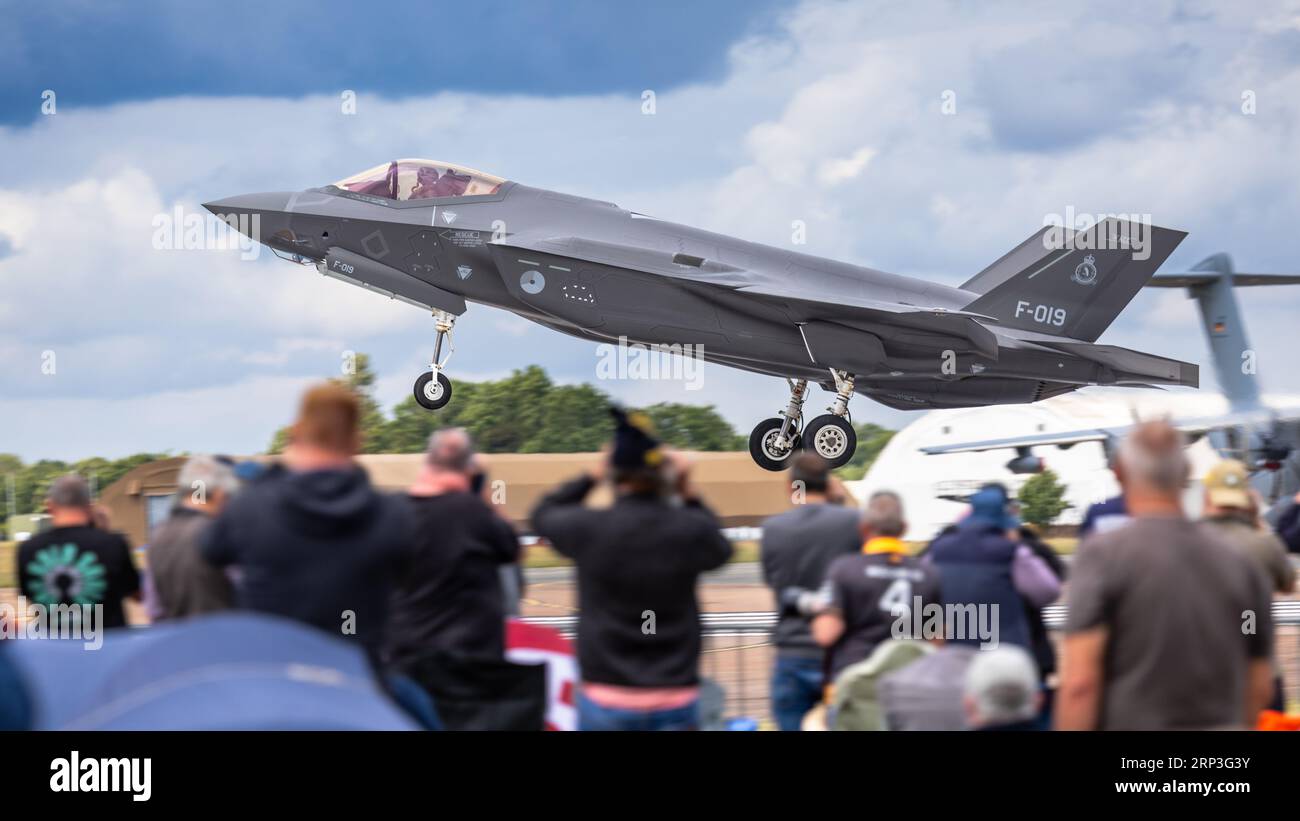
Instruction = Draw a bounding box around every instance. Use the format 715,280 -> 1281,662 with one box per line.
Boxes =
532,407 -> 732,731
202,384 -> 413,659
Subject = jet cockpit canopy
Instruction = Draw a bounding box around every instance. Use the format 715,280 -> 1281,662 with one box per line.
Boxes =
331,159 -> 506,200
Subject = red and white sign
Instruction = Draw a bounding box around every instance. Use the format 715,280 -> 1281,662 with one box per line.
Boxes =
506,620 -> 579,731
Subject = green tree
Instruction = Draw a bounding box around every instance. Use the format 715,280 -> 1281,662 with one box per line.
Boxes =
835,423 -> 895,480
267,353 -> 387,453
522,383 -> 613,452
640,402 -> 743,451
1018,469 -> 1069,529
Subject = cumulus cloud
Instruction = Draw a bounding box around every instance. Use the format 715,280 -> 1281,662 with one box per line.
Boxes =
2,0 -> 1299,459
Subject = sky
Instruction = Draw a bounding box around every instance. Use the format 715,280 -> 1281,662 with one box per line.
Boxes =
2,0 -> 1300,461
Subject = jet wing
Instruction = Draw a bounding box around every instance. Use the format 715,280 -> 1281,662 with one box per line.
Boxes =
492,234 -> 1002,358
492,234 -> 751,286
920,408 -> 1282,455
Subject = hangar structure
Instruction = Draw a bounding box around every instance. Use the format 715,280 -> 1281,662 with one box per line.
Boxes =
99,451 -> 793,547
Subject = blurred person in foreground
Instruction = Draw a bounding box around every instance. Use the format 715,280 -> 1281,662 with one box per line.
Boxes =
1077,453 -> 1129,539
1057,421 -> 1275,730
201,383 -> 413,659
760,453 -> 861,731
17,474 -> 140,631
146,455 -> 240,620
1011,516 -> 1067,722
468,454 -> 526,617
1273,491 -> 1300,553
964,646 -> 1042,732
1200,459 -> 1295,595
1199,458 -> 1295,711
385,429 -> 520,667
812,491 -> 941,682
927,483 -> 1060,653
531,407 -> 732,731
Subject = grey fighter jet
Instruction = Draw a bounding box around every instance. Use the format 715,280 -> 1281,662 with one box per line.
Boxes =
205,159 -> 1197,471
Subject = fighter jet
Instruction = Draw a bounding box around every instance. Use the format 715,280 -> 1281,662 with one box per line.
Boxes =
205,158 -> 1197,471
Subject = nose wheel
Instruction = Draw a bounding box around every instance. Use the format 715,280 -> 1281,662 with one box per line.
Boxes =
414,371 -> 452,410
414,309 -> 458,412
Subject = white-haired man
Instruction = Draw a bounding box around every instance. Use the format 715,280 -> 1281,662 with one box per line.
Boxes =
1057,421 -> 1275,730
964,646 -> 1042,731
146,455 -> 242,620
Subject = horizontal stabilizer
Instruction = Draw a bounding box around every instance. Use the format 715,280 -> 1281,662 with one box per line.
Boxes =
1032,340 -> 1199,388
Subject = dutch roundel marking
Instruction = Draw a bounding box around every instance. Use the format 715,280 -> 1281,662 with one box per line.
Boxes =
520,270 -> 546,294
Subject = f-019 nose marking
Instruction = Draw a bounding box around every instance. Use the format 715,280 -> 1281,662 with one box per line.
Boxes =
520,270 -> 546,294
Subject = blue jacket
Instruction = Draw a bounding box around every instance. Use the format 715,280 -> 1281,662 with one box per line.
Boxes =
927,520 -> 1031,651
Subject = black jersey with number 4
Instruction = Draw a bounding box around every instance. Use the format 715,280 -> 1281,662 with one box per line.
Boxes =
822,552 -> 940,679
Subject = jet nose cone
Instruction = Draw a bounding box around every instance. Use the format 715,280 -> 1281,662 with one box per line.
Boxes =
202,192 -> 297,246
202,191 -> 293,216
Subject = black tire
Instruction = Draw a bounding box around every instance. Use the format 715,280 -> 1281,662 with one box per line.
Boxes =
801,414 -> 856,469
414,371 -> 452,410
748,417 -> 802,472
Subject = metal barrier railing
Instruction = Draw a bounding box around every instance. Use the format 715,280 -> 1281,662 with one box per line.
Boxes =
523,601 -> 1300,636
523,603 -> 1300,723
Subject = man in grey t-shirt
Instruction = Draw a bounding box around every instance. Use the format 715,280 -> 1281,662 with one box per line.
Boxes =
1057,422 -> 1275,730
760,454 -> 860,730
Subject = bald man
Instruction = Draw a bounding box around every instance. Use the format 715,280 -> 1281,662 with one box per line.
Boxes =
384,428 -> 520,667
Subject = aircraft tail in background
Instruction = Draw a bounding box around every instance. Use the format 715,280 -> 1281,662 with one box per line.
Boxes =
1144,253 -> 1300,413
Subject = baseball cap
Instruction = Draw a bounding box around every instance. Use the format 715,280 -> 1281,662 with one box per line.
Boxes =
1204,459 -> 1251,510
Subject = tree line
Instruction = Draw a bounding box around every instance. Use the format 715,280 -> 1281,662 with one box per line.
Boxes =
2,356 -> 897,534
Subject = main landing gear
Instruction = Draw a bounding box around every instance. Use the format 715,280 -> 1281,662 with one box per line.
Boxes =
748,370 -> 858,472
413,309 -> 457,411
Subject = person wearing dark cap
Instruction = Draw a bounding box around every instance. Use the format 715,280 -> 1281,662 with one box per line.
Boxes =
926,483 -> 1059,653
531,407 -> 733,731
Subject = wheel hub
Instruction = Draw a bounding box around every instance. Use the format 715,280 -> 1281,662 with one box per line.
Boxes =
813,426 -> 848,459
761,429 -> 793,461
423,378 -> 444,402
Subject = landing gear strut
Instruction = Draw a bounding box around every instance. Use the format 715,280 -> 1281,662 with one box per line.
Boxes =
798,369 -> 858,470
413,309 -> 457,411
748,379 -> 808,472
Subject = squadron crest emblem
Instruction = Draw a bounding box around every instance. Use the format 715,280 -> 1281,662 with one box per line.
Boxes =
1072,254 -> 1098,286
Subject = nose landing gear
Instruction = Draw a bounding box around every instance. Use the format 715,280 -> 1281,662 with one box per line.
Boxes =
413,309 -> 457,411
